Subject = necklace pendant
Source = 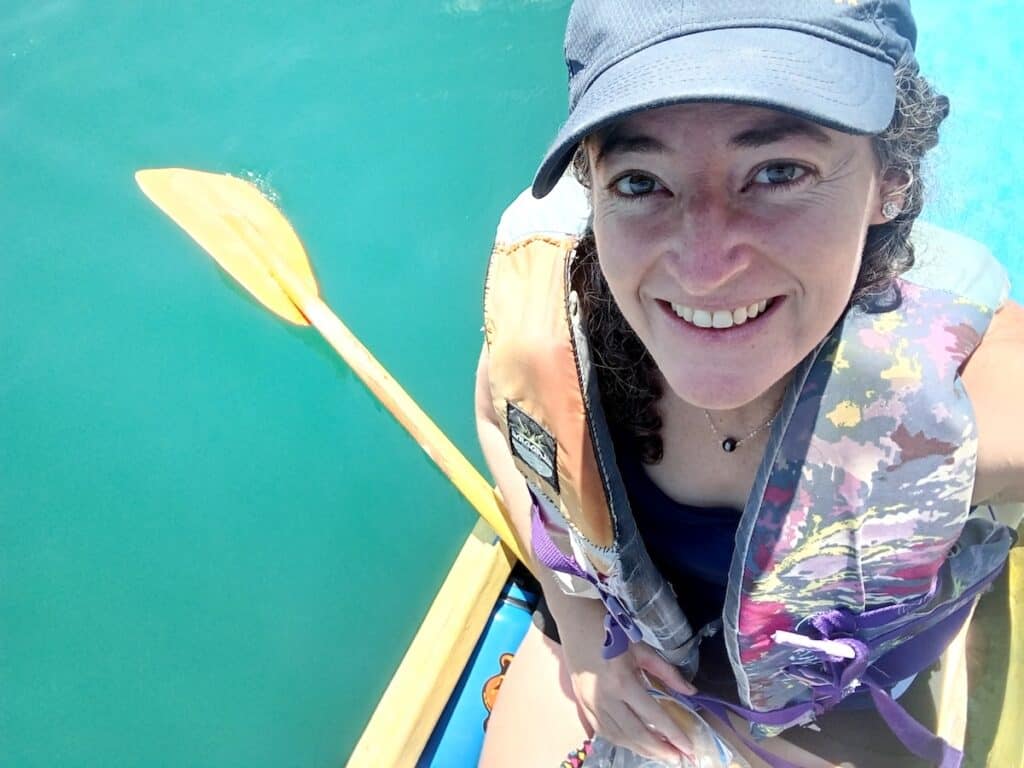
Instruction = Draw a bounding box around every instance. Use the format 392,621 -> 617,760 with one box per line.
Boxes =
722,437 -> 738,453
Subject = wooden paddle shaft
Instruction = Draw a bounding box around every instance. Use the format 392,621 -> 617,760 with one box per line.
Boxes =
265,255 -> 525,563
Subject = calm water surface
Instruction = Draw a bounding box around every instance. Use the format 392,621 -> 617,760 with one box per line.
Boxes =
1,2 -> 1020,766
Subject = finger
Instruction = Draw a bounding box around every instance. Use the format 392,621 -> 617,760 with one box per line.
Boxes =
569,675 -> 602,735
577,702 -> 599,737
592,703 -> 645,755
602,695 -> 690,765
625,690 -> 696,760
633,645 -> 697,695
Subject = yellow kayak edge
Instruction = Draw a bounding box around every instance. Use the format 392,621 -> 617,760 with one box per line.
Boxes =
346,520 -> 515,768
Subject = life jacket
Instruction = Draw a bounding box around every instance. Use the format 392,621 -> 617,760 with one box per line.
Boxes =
483,176 -> 1017,768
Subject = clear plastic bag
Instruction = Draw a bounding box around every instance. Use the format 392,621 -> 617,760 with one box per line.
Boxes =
585,736 -> 666,768
584,695 -> 750,768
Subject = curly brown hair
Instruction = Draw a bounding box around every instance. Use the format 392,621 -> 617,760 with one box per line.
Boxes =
569,63 -> 950,464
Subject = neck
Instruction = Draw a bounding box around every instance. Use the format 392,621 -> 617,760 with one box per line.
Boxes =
647,374 -> 792,508
661,373 -> 791,440
713,376 -> 788,428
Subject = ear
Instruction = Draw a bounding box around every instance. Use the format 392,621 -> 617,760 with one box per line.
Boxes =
870,169 -> 911,225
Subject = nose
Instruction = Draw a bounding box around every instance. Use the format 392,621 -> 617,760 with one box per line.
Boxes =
663,191 -> 752,295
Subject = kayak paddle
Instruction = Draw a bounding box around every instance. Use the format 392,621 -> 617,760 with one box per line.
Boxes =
134,168 -> 524,564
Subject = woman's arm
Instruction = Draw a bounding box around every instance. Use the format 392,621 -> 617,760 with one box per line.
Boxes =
473,343 -> 611,633
474,342 -> 696,763
964,299 -> 1024,505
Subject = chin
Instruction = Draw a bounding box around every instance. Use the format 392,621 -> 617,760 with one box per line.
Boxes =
659,361 -> 790,411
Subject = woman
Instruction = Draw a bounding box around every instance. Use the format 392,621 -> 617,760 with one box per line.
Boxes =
475,1 -> 1024,766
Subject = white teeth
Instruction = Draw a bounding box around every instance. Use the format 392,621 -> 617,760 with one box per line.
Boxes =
712,310 -> 733,328
670,298 -> 772,329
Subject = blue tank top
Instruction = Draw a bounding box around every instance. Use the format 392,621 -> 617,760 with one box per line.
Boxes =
617,449 -> 741,630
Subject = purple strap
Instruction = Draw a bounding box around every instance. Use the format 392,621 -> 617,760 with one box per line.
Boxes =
677,695 -> 808,768
528,500 -> 979,766
664,685 -> 963,768
868,683 -> 962,768
529,502 -> 589,580
530,502 -> 641,659
603,613 -> 631,657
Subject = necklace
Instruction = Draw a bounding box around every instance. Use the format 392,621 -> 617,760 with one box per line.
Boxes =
703,407 -> 778,453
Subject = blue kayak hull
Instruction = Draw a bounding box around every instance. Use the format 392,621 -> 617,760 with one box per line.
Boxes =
419,579 -> 538,767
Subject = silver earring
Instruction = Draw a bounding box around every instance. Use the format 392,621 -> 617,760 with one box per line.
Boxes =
882,200 -> 902,220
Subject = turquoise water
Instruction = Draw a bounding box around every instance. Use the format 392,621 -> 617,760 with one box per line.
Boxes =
1,3 -> 1020,767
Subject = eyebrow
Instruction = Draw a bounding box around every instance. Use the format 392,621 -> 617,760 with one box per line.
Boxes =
593,115 -> 833,165
593,131 -> 669,166
728,117 -> 833,148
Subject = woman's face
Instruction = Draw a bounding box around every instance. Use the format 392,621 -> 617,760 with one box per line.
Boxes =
588,102 -> 892,410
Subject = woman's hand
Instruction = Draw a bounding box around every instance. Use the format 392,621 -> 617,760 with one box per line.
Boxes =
555,594 -> 698,766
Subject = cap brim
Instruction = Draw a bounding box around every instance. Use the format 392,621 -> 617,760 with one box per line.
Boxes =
532,27 -> 895,198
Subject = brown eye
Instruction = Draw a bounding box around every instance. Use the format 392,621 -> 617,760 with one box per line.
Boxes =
613,173 -> 660,196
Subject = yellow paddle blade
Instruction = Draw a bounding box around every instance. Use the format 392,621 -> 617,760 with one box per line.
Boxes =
137,166 -> 528,566
135,168 -> 317,326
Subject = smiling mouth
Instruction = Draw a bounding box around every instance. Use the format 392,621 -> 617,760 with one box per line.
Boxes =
667,298 -> 778,329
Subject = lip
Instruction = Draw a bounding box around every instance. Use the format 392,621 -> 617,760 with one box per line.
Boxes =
655,296 -> 784,342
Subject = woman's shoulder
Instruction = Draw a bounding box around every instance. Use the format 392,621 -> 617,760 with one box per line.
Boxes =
963,298 -> 1024,506
901,222 -> 1021,505
860,221 -> 1020,506
491,177 -> 589,245
904,221 -> 1009,308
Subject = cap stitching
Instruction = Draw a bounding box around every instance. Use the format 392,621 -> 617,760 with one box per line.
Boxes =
571,19 -> 898,106
869,2 -> 887,61
586,72 -> 876,110
577,44 -> 879,111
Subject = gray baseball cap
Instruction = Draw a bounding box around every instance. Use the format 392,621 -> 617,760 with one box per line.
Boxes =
532,0 -> 917,198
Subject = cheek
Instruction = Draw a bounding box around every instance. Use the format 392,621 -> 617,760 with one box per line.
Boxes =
592,217 -> 638,290
752,197 -> 866,277
787,226 -> 864,330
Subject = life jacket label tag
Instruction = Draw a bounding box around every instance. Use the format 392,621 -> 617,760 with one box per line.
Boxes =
507,402 -> 559,493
